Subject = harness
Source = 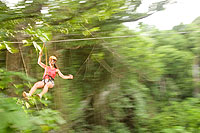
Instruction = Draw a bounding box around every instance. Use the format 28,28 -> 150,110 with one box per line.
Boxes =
42,74 -> 55,85
43,67 -> 56,85
43,74 -> 54,81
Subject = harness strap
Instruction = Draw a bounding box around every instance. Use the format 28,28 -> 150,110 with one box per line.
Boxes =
43,74 -> 54,81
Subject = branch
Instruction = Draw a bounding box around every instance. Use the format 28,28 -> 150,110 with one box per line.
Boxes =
50,17 -> 73,25
0,14 -> 38,22
18,44 -> 28,76
98,13 -> 154,27
50,1 -> 98,25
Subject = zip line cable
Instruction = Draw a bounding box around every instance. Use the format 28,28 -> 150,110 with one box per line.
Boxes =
0,35 -> 145,44
1,30 -> 200,44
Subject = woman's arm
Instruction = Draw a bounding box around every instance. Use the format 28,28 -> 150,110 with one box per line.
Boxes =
57,69 -> 73,79
38,51 -> 46,69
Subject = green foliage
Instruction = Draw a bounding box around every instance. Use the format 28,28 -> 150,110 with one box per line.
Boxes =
149,98 -> 200,132
155,46 -> 194,97
155,45 -> 193,75
1,0 -> 199,132
0,68 -> 66,132
0,96 -> 66,133
33,109 -> 66,132
0,95 -> 35,132
0,68 -> 35,89
0,42 -> 17,53
110,27 -> 164,82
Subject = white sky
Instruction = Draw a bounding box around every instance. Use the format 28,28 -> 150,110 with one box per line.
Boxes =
124,0 -> 200,30
2,0 -> 200,30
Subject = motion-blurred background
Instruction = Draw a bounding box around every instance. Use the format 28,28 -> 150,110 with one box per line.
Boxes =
1,0 -> 200,132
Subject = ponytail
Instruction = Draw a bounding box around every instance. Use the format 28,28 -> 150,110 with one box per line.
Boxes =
54,63 -> 58,69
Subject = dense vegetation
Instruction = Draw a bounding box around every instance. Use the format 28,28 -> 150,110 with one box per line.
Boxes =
1,0 -> 200,132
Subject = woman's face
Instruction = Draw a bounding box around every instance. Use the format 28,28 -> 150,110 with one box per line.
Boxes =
49,59 -> 56,66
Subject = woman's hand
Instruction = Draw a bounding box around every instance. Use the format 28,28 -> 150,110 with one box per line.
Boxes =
68,74 -> 73,79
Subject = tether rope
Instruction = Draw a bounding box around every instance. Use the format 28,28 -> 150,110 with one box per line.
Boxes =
1,30 -> 200,44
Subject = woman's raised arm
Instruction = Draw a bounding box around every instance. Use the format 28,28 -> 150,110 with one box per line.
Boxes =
38,51 -> 46,69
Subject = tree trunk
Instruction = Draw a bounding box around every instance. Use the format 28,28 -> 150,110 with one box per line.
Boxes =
192,56 -> 200,97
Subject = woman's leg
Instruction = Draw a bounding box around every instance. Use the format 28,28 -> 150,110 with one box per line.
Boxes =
39,82 -> 53,97
29,81 -> 45,96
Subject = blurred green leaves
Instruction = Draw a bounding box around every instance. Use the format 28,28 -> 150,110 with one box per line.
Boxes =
149,98 -> 200,132
0,95 -> 66,133
0,68 -> 36,89
0,42 -> 18,53
0,0 -> 199,132
0,96 -> 34,132
25,25 -> 51,42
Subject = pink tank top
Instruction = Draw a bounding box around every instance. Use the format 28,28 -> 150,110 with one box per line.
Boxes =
43,66 -> 57,79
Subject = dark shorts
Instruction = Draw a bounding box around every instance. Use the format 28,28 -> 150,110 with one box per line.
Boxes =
42,79 -> 55,86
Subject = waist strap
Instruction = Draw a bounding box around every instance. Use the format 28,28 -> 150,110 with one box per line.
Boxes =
43,74 -> 54,80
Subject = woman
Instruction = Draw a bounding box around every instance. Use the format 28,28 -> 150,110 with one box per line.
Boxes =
23,51 -> 73,99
